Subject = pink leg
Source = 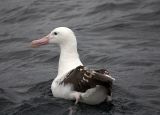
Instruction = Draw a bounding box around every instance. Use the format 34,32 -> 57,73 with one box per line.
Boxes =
71,92 -> 81,105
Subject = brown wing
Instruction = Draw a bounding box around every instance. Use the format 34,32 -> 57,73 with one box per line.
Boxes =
61,66 -> 113,96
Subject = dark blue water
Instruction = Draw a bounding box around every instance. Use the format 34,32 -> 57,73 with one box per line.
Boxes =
0,0 -> 160,115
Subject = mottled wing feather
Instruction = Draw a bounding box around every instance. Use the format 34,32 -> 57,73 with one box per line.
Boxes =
61,66 -> 113,95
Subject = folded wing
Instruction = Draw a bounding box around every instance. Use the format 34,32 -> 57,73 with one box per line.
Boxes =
61,66 -> 114,96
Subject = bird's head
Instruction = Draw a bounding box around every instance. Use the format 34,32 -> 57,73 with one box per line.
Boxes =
31,27 -> 77,48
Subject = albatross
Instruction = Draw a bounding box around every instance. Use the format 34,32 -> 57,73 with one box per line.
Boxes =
31,27 -> 115,105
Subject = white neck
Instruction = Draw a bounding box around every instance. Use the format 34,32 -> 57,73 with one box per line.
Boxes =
57,41 -> 83,78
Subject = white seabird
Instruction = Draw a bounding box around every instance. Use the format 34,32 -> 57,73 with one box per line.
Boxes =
31,27 -> 114,105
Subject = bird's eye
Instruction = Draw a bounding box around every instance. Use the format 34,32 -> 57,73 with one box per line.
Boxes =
54,32 -> 58,35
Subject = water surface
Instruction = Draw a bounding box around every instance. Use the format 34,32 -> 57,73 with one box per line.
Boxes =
0,0 -> 160,115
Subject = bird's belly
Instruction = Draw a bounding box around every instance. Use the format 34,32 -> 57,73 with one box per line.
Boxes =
51,81 -> 74,100
51,81 -> 108,105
